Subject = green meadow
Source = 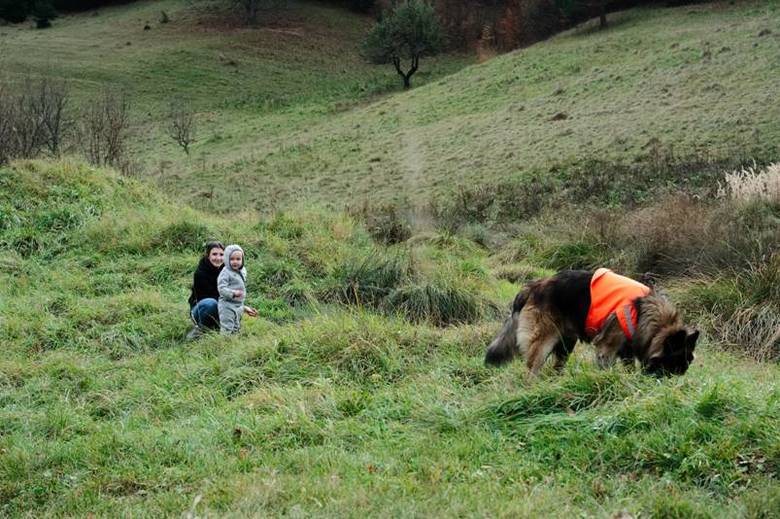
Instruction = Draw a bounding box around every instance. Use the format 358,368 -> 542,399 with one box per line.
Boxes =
1,0 -> 779,516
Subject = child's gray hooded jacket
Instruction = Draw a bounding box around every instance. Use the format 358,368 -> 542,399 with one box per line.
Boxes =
217,244 -> 247,333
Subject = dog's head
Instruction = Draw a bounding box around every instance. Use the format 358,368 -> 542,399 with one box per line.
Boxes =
644,328 -> 699,376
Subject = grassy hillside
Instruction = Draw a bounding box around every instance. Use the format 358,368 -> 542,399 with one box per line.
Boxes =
0,0 -> 470,184
2,1 -> 779,211
1,0 -> 779,515
1,160 -> 779,517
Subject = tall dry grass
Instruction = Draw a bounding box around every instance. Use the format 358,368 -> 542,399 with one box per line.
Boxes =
718,162 -> 780,205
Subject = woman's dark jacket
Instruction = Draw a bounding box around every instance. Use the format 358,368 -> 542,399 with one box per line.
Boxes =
188,257 -> 223,308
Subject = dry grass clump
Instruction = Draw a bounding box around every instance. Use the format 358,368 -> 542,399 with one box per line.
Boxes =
675,254 -> 779,361
718,162 -> 780,205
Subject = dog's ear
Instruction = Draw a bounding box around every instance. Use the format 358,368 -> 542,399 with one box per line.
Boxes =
664,329 -> 688,355
686,329 -> 700,350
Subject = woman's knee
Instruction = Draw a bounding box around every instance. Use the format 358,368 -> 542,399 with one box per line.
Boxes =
193,298 -> 220,328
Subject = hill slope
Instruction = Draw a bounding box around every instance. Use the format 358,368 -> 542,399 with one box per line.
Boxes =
210,0 -> 780,210
1,160 -> 779,516
2,1 -> 778,210
0,0 -> 469,184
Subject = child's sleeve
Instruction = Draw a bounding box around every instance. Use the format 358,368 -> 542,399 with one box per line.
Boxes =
217,272 -> 233,300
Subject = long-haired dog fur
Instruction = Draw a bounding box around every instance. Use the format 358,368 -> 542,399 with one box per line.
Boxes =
485,270 -> 699,376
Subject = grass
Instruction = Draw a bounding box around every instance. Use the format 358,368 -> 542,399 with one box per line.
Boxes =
2,1 -> 779,211
1,0 -> 779,515
1,159 -> 779,517
0,0 -> 470,196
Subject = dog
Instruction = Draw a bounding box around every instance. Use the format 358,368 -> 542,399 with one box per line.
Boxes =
485,268 -> 699,376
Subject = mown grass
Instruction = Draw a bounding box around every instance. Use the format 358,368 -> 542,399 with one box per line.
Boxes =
1,160 -> 779,517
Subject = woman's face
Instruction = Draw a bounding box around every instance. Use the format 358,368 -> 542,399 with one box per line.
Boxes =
208,247 -> 224,268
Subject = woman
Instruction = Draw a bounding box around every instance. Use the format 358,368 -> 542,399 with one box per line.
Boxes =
187,241 -> 257,340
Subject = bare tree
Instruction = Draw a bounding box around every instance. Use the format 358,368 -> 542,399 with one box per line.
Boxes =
81,90 -> 130,169
167,102 -> 196,155
0,84 -> 14,165
0,77 -> 71,162
12,78 -> 48,159
36,78 -> 69,157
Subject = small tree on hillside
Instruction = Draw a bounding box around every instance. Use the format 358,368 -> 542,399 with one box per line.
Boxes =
80,90 -> 130,169
364,0 -> 446,89
167,102 -> 196,155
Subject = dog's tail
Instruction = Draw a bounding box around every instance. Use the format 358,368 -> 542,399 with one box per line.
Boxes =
485,290 -> 528,366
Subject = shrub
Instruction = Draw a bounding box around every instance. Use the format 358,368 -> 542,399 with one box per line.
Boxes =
166,101 -> 196,155
348,0 -> 375,12
350,202 -> 412,245
0,77 -> 69,163
326,251 -> 409,307
150,221 -> 213,252
280,278 -> 316,307
383,280 -> 494,326
430,184 -> 496,232
33,1 -> 57,28
677,255 -> 780,361
458,223 -> 491,248
266,212 -> 304,240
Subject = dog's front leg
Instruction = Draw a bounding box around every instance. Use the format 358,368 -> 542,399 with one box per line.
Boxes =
592,315 -> 626,369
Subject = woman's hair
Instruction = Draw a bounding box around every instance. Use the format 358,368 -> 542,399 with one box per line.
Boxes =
204,240 -> 225,257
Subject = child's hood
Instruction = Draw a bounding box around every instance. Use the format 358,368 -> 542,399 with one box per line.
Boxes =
223,244 -> 247,277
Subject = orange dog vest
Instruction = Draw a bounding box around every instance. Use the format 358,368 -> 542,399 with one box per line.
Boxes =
584,268 -> 651,340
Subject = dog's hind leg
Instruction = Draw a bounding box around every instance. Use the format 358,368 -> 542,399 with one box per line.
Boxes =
526,333 -> 560,376
552,336 -> 577,372
519,311 -> 561,376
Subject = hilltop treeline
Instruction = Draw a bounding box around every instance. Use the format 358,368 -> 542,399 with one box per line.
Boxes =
325,0 -> 716,50
0,0 -> 137,23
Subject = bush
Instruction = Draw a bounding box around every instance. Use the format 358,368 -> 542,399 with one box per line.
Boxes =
150,222 -> 213,252
33,1 -> 57,28
623,197 -> 779,275
430,184 -> 496,232
325,251 -> 409,307
79,89 -> 130,170
384,281 -> 495,326
676,255 -> 780,361
350,202 -> 412,245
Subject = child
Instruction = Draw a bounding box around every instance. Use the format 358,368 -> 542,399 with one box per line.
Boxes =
217,244 -> 247,335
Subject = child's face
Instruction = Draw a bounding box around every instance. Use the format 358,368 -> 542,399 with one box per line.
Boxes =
229,251 -> 243,270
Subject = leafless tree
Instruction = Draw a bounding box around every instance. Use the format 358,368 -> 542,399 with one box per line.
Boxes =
167,102 -> 196,155
0,84 -> 14,165
0,76 -> 71,163
35,78 -> 69,156
12,77 -> 48,159
81,90 -> 130,169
